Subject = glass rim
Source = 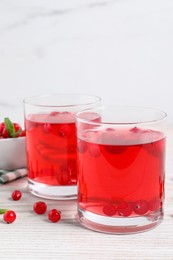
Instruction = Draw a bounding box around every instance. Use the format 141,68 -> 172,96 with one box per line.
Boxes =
76,105 -> 167,125
23,93 -> 101,108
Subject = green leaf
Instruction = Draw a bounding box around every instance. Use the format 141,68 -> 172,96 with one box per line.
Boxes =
4,117 -> 15,137
11,129 -> 22,137
0,209 -> 8,214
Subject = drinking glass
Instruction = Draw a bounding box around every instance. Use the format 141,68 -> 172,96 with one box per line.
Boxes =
76,106 -> 167,234
24,94 -> 101,200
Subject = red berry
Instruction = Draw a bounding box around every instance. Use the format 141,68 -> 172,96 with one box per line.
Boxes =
104,145 -> 126,154
0,122 -> 5,134
58,124 -> 72,138
2,127 -> 10,138
42,123 -> 52,134
48,209 -> 61,223
49,111 -> 60,116
33,201 -> 47,214
130,127 -> 140,133
13,123 -> 21,132
13,123 -> 23,137
0,120 -> 23,138
133,200 -> 149,215
11,190 -> 22,201
117,201 -> 133,217
19,130 -> 26,137
3,210 -> 16,224
103,204 -> 117,216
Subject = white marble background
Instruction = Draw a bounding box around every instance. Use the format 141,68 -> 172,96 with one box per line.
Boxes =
0,0 -> 173,125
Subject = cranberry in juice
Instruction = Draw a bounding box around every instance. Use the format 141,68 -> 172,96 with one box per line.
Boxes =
78,127 -> 165,217
25,112 -> 77,186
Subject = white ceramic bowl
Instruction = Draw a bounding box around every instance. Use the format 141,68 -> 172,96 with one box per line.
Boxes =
0,137 -> 27,170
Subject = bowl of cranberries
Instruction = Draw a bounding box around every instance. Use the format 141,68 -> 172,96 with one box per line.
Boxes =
0,117 -> 26,170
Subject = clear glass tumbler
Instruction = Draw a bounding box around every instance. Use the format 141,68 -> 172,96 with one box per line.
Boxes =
24,94 -> 101,200
76,106 -> 167,234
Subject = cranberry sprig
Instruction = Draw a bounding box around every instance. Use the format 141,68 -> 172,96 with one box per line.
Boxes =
0,117 -> 25,138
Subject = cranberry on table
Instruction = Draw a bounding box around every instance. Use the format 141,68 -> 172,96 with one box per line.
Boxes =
48,209 -> 61,223
11,190 -> 22,201
33,201 -> 47,215
3,210 -> 16,224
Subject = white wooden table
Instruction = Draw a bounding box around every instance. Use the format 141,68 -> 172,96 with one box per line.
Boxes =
1,125 -> 173,260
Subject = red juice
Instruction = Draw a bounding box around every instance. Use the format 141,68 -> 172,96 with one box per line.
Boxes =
25,112 -> 77,186
77,127 -> 165,217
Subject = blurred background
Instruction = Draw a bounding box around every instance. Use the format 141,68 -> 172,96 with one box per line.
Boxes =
0,0 -> 172,124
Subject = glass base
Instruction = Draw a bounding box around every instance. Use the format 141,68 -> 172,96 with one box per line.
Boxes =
78,207 -> 163,234
28,179 -> 77,200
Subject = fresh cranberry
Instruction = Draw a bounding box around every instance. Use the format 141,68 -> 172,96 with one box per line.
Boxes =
133,200 -> 149,215
104,145 -> 126,154
13,123 -> 22,133
78,140 -> 88,153
48,209 -> 61,223
89,143 -> 101,158
0,122 -> 5,134
43,123 -> 52,134
58,124 -> 72,138
33,201 -> 47,215
11,190 -> 22,201
117,201 -> 133,217
0,120 -> 23,138
3,210 -> 16,224
2,127 -> 9,138
130,127 -> 140,133
19,130 -> 26,137
49,111 -> 60,116
103,204 -> 117,216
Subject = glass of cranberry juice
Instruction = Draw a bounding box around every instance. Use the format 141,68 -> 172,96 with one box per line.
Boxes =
24,94 -> 101,200
76,106 -> 167,234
